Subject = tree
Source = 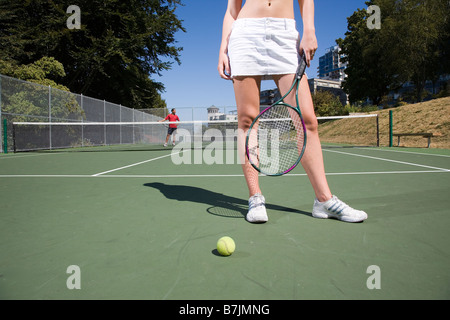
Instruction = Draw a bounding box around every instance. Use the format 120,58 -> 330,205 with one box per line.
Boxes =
337,0 -> 449,105
337,0 -> 402,106
0,0 -> 185,109
312,90 -> 348,117
394,0 -> 449,102
0,57 -> 68,90
0,57 -> 82,122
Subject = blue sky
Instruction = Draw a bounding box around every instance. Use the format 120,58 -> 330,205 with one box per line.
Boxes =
154,0 -> 368,116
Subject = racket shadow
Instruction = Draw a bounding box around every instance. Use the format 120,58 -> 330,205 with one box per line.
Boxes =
144,182 -> 311,219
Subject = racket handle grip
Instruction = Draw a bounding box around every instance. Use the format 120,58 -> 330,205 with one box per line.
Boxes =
296,52 -> 307,79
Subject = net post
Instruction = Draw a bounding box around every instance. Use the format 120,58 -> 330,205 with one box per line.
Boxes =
103,99 -> 106,146
12,121 -> 16,153
3,119 -> 7,154
132,111 -> 135,144
48,85 -> 52,150
81,94 -> 84,148
376,114 -> 380,147
389,110 -> 393,147
119,104 -> 122,145
0,75 -> 2,154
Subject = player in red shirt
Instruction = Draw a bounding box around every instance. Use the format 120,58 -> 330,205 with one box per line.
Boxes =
159,108 -> 180,146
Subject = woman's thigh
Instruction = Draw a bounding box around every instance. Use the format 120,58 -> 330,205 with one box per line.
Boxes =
232,76 -> 262,129
272,74 -> 317,126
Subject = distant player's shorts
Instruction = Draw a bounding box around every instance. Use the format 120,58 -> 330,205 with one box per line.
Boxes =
228,18 -> 301,80
168,127 -> 177,135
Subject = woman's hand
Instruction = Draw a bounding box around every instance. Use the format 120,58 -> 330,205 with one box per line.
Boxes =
218,51 -> 232,80
299,30 -> 318,67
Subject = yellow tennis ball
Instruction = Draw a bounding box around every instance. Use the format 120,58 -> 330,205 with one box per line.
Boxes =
217,236 -> 235,256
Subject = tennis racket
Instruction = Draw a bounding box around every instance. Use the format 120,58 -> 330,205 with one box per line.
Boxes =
245,52 -> 308,176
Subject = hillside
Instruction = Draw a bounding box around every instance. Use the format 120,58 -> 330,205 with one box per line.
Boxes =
318,96 -> 450,149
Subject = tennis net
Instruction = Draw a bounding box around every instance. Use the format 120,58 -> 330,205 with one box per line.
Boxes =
11,114 -> 379,152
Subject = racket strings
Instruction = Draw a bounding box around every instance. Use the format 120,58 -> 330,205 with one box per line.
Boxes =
247,104 -> 305,175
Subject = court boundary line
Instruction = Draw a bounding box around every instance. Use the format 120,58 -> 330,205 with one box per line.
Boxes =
3,147 -> 449,178
324,149 -> 450,172
0,152 -> 67,160
91,147 -> 450,177
360,147 -> 450,158
0,170 -> 448,179
91,151 -> 182,176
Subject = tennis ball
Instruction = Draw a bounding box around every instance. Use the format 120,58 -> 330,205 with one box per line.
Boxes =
216,236 -> 235,256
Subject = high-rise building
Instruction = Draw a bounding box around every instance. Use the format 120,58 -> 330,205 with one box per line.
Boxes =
318,45 -> 347,81
259,45 -> 349,107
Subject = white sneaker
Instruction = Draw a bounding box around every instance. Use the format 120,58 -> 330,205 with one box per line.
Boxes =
312,195 -> 367,223
247,193 -> 268,223
172,142 -> 176,146
163,143 -> 167,147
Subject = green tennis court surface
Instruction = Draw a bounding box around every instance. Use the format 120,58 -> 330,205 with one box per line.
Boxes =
1,145 -> 449,300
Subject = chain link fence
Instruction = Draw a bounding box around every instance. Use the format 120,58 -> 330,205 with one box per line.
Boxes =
0,74 -> 239,152
0,74 -> 166,152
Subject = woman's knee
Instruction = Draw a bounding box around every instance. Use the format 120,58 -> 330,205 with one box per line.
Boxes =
238,112 -> 255,130
304,114 -> 319,133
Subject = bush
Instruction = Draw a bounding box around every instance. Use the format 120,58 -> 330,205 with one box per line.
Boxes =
312,90 -> 348,116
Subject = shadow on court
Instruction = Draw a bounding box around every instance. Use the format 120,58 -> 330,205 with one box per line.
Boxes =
144,182 -> 311,219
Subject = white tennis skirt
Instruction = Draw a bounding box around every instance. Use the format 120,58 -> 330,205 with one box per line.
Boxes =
228,18 -> 301,80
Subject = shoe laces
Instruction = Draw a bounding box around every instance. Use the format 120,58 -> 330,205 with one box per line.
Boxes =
249,193 -> 265,210
327,196 -> 349,214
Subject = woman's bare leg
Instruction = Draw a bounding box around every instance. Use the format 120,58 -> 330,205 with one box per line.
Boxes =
233,76 -> 263,198
273,74 -> 332,202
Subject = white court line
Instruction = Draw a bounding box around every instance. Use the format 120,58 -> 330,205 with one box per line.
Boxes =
361,147 -> 450,158
0,152 -> 67,160
91,151 -> 183,176
324,149 -> 450,172
0,170 -> 448,179
0,175 -> 92,178
94,170 -> 449,177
